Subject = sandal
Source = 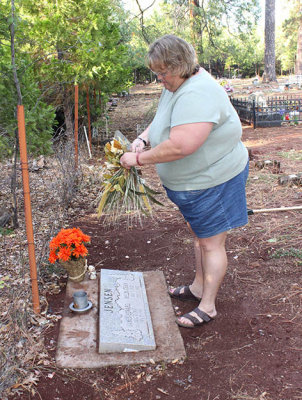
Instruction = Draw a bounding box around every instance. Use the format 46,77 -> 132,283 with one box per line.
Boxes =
176,307 -> 213,329
168,285 -> 201,302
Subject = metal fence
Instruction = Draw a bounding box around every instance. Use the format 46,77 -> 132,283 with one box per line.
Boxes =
230,95 -> 302,128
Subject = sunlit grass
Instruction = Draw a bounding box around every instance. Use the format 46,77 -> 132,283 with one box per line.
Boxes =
270,247 -> 302,259
276,149 -> 302,161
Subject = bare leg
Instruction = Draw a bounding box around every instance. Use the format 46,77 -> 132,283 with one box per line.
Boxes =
177,231 -> 228,327
189,235 -> 204,298
168,223 -> 204,298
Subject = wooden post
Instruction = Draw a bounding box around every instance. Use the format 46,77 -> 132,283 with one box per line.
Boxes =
86,86 -> 92,150
17,105 -> 40,314
99,90 -> 102,111
74,84 -> 79,169
252,99 -> 256,129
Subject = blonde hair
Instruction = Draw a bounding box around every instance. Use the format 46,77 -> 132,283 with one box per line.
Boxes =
147,35 -> 198,78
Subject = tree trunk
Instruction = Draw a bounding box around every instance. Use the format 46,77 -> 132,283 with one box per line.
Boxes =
296,17 -> 302,74
11,130 -> 19,229
10,0 -> 21,228
191,0 -> 204,57
63,90 -> 74,140
263,0 -> 277,82
57,47 -> 74,140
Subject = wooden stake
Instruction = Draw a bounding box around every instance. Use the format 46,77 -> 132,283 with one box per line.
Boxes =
86,86 -> 92,150
74,84 -> 79,169
248,206 -> 302,215
84,126 -> 92,159
17,105 -> 40,314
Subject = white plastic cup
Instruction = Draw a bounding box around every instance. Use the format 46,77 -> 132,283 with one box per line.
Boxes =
73,290 -> 88,309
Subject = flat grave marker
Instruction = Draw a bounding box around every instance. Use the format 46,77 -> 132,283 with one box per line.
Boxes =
99,269 -> 156,353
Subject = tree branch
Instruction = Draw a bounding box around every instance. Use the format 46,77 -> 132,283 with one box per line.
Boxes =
134,0 -> 156,44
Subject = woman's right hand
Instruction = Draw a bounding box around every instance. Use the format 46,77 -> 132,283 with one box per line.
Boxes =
120,152 -> 137,169
131,137 -> 145,152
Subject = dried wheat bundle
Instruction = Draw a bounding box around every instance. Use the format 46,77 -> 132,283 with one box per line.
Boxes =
97,138 -> 163,225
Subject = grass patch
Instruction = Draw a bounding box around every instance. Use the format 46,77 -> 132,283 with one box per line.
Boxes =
0,227 -> 14,236
249,174 -> 276,184
276,149 -> 302,161
270,247 -> 302,259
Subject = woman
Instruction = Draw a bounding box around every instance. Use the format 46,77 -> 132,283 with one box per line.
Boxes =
120,34 -> 249,329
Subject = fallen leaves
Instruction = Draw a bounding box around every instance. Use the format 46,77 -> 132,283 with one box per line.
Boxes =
0,154 -> 87,398
0,275 -> 10,289
249,261 -> 261,268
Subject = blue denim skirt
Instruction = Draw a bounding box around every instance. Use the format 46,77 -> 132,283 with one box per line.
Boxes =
164,162 -> 249,238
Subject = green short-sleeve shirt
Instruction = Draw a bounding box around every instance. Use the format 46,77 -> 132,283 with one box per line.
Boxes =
149,69 -> 248,190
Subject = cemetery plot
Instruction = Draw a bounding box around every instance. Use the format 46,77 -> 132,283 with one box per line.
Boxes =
231,94 -> 302,128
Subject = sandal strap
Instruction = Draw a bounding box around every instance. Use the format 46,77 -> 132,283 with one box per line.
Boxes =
172,285 -> 186,296
181,307 -> 212,325
171,285 -> 201,301
181,312 -> 201,325
193,307 -> 212,322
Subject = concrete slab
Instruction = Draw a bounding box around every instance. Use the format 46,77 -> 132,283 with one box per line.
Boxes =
56,270 -> 186,368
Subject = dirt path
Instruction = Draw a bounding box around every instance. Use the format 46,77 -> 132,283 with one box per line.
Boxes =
9,83 -> 302,400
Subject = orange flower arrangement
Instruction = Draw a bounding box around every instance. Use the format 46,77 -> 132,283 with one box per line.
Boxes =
49,228 -> 91,264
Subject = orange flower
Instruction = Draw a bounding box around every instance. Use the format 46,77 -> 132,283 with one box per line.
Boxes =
65,233 -> 81,247
49,250 -> 57,264
57,246 -> 72,262
49,236 -> 61,251
80,233 -> 90,243
72,243 -> 88,258
48,227 -> 90,263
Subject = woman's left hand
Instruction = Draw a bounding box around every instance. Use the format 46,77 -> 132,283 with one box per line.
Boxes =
131,138 -> 145,152
120,152 -> 137,169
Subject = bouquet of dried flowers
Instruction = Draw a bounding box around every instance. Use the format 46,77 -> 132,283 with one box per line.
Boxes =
48,228 -> 91,264
97,137 -> 163,225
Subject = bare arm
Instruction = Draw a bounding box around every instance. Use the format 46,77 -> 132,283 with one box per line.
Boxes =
120,122 -> 213,168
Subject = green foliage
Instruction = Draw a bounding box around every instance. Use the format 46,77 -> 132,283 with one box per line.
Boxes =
271,248 -> 302,260
0,16 -> 55,159
129,0 -> 261,77
276,149 -> 302,161
126,2 -> 193,78
0,0 -> 133,158
22,0 -> 132,91
223,30 -> 264,77
166,0 -> 260,54
0,227 -> 14,236
276,0 -> 300,73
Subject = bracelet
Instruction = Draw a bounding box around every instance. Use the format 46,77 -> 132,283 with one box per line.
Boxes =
137,137 -> 147,146
136,152 -> 143,166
